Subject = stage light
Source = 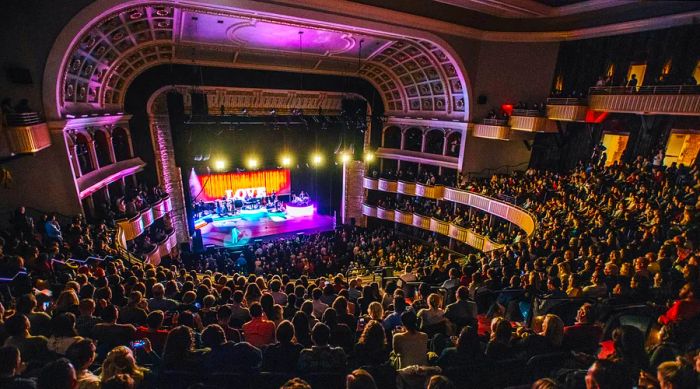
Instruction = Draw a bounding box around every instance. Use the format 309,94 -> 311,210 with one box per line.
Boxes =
364,152 -> 375,162
214,159 -> 227,171
340,153 -> 351,163
280,155 -> 292,167
246,157 -> 259,170
311,153 -> 323,166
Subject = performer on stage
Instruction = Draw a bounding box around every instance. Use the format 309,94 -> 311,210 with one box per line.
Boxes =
231,226 -> 240,244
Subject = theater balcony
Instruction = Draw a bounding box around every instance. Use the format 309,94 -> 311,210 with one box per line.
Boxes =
471,119 -> 511,140
509,109 -> 557,133
144,230 -> 178,266
588,85 -> 700,115
75,157 -> 146,199
0,113 -> 52,157
546,98 -> 588,121
116,195 -> 172,242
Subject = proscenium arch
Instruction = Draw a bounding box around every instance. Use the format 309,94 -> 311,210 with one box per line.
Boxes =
42,0 -> 471,122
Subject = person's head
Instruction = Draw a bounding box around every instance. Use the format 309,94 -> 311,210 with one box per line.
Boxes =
101,346 -> 140,381
656,361 -> 694,389
65,339 -> 96,371
576,303 -> 594,324
201,324 -> 226,347
368,301 -> 383,321
531,378 -> 561,389
146,310 -> 164,330
679,282 -> 697,300
542,314 -> 565,347
456,325 -> 480,354
249,302 -> 263,318
310,322 -> 331,346
585,359 -> 631,389
456,286 -> 469,301
51,313 -> 78,337
280,378 -> 312,389
101,305 -> 119,323
5,314 -> 30,337
491,317 -> 513,344
612,325 -> 648,368
346,368 -> 377,389
101,374 -> 134,389
427,293 -> 441,310
0,346 -> 21,376
275,320 -> 295,344
37,358 -> 76,389
163,326 -> 194,358
400,311 -> 418,332
358,320 -> 386,349
426,375 -> 455,389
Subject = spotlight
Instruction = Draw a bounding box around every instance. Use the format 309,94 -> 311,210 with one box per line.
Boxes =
340,153 -> 351,163
280,155 -> 292,167
311,153 -> 323,167
214,159 -> 227,171
364,152 -> 375,162
246,157 -> 259,170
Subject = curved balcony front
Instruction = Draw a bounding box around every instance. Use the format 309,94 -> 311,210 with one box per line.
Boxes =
363,177 -> 379,190
115,195 -> 172,241
394,210 -> 413,225
376,207 -> 395,222
396,181 -> 416,196
362,203 -> 377,218
415,183 -> 444,199
378,178 -> 398,193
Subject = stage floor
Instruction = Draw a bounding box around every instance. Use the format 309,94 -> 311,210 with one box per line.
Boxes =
195,209 -> 335,248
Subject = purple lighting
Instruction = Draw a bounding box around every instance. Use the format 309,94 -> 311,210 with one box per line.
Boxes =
285,202 -> 316,217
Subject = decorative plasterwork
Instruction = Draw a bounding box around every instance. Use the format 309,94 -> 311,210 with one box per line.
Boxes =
55,2 -> 469,122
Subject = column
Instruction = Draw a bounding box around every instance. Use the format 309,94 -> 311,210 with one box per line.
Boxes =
421,130 -> 428,153
87,139 -> 99,171
105,131 -> 117,165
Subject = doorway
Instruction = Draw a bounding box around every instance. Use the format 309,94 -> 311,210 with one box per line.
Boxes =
626,63 -> 646,88
601,132 -> 629,166
664,130 -> 700,167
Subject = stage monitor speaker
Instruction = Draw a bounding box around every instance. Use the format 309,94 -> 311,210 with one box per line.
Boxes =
477,95 -> 488,105
5,67 -> 33,84
192,230 -> 204,252
191,92 -> 208,116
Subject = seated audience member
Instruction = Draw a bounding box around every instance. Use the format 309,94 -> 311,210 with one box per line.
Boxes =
202,324 -> 261,373
280,377 -> 312,389
92,305 -> 136,357
135,311 -> 168,354
16,294 -> 52,337
658,282 -> 700,325
242,303 -> 275,348
417,293 -> 445,331
392,311 -> 428,368
333,296 -> 357,330
147,283 -> 178,312
353,320 -> 390,367
516,314 -> 565,358
161,325 -> 205,373
609,325 -> 650,384
485,317 -> 516,360
322,308 -> 354,353
292,312 -> 313,348
229,290 -> 252,328
65,339 -> 100,389
647,325 -> 681,370
75,299 -> 101,339
37,358 -> 76,389
0,346 -> 36,389
312,288 -> 329,319
563,303 -> 602,353
346,369 -> 378,389
297,322 -> 347,373
444,286 -> 477,330
638,360 -> 698,389
262,320 -> 303,373
426,375 -> 455,389
118,292 -> 147,327
436,325 -> 483,368
3,314 -> 49,364
214,305 -> 241,343
583,272 -> 609,299
585,359 -> 634,389
100,346 -> 151,388
47,313 -> 82,355
383,296 -> 407,333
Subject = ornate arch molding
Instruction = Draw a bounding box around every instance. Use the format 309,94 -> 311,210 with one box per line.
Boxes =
43,0 -> 471,122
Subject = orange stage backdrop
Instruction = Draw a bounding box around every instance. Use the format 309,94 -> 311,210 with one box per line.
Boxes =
195,169 -> 291,201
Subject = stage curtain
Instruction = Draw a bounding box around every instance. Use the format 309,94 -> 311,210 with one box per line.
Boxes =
196,169 -> 291,201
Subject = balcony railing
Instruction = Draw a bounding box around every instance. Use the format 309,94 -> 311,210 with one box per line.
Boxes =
363,177 -> 537,239
588,85 -> 700,115
375,148 -> 459,169
396,180 -> 416,196
76,157 -> 146,198
361,203 -> 505,252
145,230 -> 177,266
116,196 -> 172,241
377,178 -> 398,193
362,177 -> 378,190
545,98 -> 588,122
511,109 -> 544,117
1,122 -> 51,156
472,122 -> 511,140
509,115 -> 557,133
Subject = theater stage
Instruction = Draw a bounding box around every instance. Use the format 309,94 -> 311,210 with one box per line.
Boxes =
194,205 -> 335,248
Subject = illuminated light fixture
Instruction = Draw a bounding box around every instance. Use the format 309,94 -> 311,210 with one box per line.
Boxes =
246,157 -> 259,170
311,153 -> 323,166
214,159 -> 227,171
340,153 -> 351,163
364,152 -> 375,162
280,155 -> 292,167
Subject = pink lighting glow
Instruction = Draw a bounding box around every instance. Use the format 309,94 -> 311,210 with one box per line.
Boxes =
285,203 -> 316,217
